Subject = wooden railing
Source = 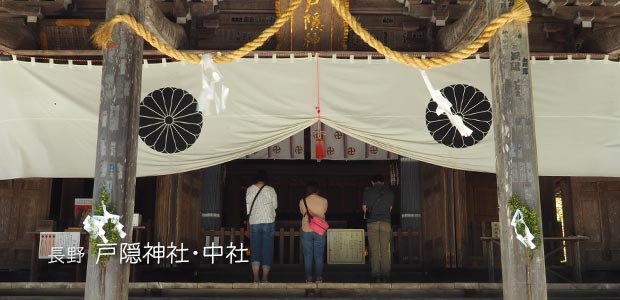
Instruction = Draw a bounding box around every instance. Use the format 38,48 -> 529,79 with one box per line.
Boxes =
202,227 -> 422,266
481,235 -> 589,283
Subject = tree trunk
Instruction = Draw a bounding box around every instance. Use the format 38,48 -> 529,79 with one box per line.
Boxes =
84,0 -> 144,298
488,1 -> 547,300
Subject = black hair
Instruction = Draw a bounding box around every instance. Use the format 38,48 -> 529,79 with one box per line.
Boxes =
305,180 -> 319,196
371,174 -> 385,183
255,170 -> 269,183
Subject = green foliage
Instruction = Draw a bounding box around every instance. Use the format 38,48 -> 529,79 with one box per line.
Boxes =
509,195 -> 542,255
88,185 -> 121,267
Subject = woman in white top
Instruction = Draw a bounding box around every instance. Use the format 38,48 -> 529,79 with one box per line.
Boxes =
246,170 -> 277,283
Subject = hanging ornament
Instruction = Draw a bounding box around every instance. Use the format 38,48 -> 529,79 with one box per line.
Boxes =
198,54 -> 230,115
313,53 -> 326,161
314,120 -> 326,160
83,204 -> 127,244
511,209 -> 537,249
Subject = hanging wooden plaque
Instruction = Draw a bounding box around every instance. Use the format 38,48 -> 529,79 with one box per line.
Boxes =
276,0 -> 349,51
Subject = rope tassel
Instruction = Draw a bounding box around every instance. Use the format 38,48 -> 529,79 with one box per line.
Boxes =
315,121 -> 326,160
313,53 -> 326,161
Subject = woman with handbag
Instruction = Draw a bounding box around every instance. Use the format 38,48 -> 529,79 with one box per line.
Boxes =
299,180 -> 328,283
246,170 -> 278,283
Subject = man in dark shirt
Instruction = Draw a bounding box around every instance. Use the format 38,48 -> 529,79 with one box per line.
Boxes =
362,174 -> 394,283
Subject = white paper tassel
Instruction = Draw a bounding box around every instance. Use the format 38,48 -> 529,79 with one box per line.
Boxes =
198,54 -> 230,115
82,204 -> 127,243
420,70 -> 473,137
511,209 -> 537,249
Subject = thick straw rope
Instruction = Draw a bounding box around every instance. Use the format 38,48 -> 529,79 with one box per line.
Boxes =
92,0 -> 530,69
92,0 -> 302,64
330,0 -> 531,69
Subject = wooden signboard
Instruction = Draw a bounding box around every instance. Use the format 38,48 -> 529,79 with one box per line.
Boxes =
327,229 -> 365,264
38,232 -> 80,259
491,222 -> 500,238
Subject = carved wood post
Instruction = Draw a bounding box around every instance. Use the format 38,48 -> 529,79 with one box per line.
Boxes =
84,0 -> 144,298
488,1 -> 547,300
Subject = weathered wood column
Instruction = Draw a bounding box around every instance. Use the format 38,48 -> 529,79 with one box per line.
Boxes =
488,1 -> 547,300
400,158 -> 421,230
84,0 -> 144,298
202,165 -> 224,229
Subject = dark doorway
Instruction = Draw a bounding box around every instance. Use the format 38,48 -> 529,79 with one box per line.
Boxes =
221,160 -> 401,229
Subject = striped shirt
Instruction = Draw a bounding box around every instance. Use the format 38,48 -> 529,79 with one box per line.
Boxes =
246,184 -> 278,225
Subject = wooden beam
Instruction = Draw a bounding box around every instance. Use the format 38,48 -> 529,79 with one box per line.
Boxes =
590,25 -> 620,54
173,0 -> 189,19
436,0 -> 486,51
3,49 -> 619,61
0,19 -> 36,50
488,1 -> 547,300
0,0 -> 65,17
144,0 -> 188,49
405,2 -> 471,20
83,0 -> 143,298
546,3 -> 620,25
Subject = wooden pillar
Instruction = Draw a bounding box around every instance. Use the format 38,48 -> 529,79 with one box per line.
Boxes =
154,170 -> 203,266
84,0 -> 144,298
400,158 -> 421,230
202,165 -> 223,230
488,1 -> 547,300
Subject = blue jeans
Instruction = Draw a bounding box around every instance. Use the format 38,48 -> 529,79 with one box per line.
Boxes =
301,231 -> 326,278
250,222 -> 275,268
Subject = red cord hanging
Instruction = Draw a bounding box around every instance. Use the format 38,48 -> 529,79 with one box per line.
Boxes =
313,53 -> 326,160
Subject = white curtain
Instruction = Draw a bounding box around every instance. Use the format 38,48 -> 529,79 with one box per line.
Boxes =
0,57 -> 618,179
309,123 -> 397,160
242,130 -> 305,159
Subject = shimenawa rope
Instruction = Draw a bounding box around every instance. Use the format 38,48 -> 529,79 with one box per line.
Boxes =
91,0 -> 530,69
92,0 -> 302,64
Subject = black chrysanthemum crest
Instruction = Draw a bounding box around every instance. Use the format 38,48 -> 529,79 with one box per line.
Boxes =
139,87 -> 203,153
425,84 -> 492,148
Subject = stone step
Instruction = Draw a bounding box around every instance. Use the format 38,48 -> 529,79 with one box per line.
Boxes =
1,282 -> 619,299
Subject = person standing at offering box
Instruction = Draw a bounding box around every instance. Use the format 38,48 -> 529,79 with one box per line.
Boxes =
246,170 -> 278,283
362,174 -> 394,283
299,180 -> 328,283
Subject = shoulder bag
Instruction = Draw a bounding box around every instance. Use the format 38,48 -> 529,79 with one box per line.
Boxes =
303,197 -> 329,235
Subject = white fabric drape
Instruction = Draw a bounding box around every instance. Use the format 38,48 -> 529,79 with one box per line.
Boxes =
1,57 -> 618,179
309,123 -> 397,160
242,130 -> 305,159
